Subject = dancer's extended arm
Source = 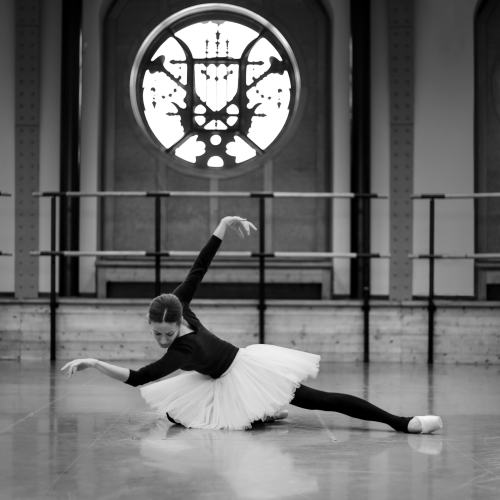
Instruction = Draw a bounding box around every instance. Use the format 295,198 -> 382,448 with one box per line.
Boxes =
173,216 -> 256,304
61,346 -> 191,386
60,358 -> 130,382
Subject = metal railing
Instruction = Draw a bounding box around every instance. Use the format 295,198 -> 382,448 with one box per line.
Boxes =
32,190 -> 389,361
411,192 -> 500,364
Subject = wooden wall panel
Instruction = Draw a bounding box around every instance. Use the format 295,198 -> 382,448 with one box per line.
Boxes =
2,300 -> 499,364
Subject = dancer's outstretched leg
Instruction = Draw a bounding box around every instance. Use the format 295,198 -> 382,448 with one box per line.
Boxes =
290,385 -> 442,433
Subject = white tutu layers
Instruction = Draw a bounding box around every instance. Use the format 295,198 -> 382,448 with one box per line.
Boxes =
139,344 -> 320,430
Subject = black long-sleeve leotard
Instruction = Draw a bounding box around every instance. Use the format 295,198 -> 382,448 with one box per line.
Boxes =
125,235 -> 239,387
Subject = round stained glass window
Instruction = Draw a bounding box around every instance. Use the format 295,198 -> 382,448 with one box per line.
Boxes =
130,4 -> 300,171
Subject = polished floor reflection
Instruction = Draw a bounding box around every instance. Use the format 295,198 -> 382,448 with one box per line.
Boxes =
0,360 -> 499,499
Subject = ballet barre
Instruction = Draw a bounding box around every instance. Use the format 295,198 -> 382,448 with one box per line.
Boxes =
412,192 -> 500,199
32,250 -> 390,258
410,253 -> 500,259
412,192 -> 500,364
32,189 -> 389,361
33,190 -> 387,199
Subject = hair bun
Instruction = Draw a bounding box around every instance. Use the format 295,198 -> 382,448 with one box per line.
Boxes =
148,293 -> 182,323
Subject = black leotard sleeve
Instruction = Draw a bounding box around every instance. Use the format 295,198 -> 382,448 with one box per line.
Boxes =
172,235 -> 222,304
125,339 -> 193,387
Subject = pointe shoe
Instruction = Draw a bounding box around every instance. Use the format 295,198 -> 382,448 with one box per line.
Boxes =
262,409 -> 289,423
408,415 -> 443,434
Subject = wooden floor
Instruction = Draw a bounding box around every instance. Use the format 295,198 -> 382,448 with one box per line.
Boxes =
0,360 -> 499,499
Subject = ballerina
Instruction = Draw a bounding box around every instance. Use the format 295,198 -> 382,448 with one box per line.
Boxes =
61,216 -> 443,434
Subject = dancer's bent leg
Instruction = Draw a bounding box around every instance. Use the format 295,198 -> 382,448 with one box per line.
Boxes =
290,385 -> 412,433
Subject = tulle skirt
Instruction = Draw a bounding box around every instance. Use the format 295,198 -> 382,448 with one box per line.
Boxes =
139,344 -> 320,430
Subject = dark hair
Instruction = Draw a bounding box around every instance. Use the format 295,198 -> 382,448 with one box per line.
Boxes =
148,294 -> 183,324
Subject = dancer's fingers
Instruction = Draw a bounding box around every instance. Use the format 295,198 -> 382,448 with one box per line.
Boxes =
63,364 -> 74,376
63,365 -> 73,377
229,219 -> 245,238
62,359 -> 81,377
240,220 -> 256,236
226,217 -> 257,237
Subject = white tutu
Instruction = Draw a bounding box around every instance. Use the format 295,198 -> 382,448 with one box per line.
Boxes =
139,344 -> 320,430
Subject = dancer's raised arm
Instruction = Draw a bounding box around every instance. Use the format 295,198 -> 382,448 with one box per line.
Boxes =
173,216 -> 256,304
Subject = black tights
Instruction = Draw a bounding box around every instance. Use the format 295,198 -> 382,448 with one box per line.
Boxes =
290,385 -> 412,433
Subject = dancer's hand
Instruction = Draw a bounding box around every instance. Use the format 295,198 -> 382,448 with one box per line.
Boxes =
221,216 -> 257,239
61,358 -> 97,377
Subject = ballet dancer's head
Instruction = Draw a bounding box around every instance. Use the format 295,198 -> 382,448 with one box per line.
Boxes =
147,294 -> 183,348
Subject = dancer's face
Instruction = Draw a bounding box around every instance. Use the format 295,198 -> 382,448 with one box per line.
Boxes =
150,321 -> 180,348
